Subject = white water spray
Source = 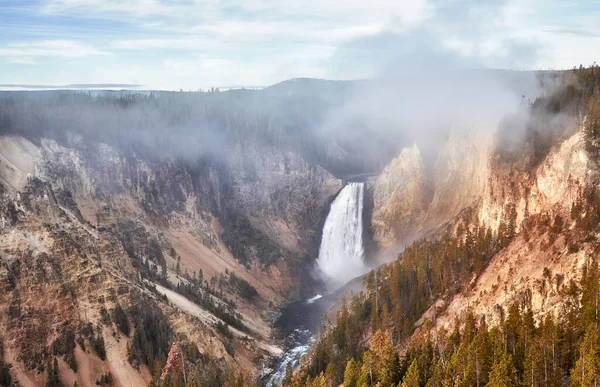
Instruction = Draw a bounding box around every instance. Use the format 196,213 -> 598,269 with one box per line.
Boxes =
317,182 -> 367,287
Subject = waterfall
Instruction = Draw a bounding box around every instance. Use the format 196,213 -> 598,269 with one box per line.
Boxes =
317,182 -> 367,286
265,183 -> 367,385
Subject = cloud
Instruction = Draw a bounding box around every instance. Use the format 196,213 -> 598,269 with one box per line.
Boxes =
42,0 -> 172,18
327,0 -> 546,79
40,0 -> 433,59
0,40 -> 110,61
317,0 -> 544,165
190,20 -> 386,43
111,38 -> 219,51
42,0 -> 431,27
544,27 -> 599,37
6,57 -> 38,65
2,0 -> 599,87
110,21 -> 385,55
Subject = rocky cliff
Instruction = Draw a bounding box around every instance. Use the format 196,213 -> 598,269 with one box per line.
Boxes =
365,112 -> 600,342
369,144 -> 431,248
369,118 -> 595,321
287,66 -> 600,387
0,127 -> 340,385
370,130 -> 492,251
430,125 -> 596,332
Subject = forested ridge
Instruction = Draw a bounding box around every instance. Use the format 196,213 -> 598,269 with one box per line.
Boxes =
294,259 -> 600,387
283,65 -> 600,387
2,68 -> 600,386
287,183 -> 600,387
288,207 -> 514,386
0,83 -> 395,178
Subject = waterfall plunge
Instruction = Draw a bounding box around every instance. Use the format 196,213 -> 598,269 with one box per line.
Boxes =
317,182 -> 367,287
265,183 -> 368,385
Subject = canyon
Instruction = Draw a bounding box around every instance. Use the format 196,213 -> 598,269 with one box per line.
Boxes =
0,67 -> 599,386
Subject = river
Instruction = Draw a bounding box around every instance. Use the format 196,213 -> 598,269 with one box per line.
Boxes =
262,293 -> 332,386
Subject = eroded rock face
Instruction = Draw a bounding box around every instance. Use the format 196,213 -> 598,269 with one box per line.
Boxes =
423,127 -> 599,337
369,126 -> 591,252
370,124 -> 598,343
424,130 -> 491,230
370,145 -> 431,248
370,130 -> 492,249
227,142 -> 341,255
479,129 -> 591,232
370,125 -> 593,254
0,136 -> 39,193
0,133 -> 340,385
0,132 -> 341,293
7,136 -> 340,268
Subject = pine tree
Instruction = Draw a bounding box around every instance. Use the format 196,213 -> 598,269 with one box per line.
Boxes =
360,349 -> 376,385
571,326 -> 600,387
539,314 -> 561,386
324,363 -> 336,386
46,356 -> 63,387
486,353 -> 518,387
369,330 -> 397,386
401,359 -> 420,387
425,359 -> 444,387
311,372 -> 327,387
186,369 -> 199,387
581,259 -> 600,331
470,329 -> 493,387
343,359 -> 360,387
445,341 -> 471,386
524,340 -> 544,387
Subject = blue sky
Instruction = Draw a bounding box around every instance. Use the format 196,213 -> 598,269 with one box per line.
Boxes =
0,0 -> 598,89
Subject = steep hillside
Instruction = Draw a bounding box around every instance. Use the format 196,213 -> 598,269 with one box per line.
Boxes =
288,65 -> 600,387
369,130 -> 491,250
0,91 -> 344,386
369,145 -> 432,248
1,68 -> 599,387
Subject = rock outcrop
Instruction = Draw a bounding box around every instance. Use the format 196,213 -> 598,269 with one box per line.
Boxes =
370,144 -> 431,248
479,128 -> 591,232
370,130 -> 492,250
426,127 -> 596,334
0,132 -> 340,386
370,125 -> 595,334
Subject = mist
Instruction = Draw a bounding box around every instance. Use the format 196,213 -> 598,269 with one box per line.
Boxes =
318,0 -> 547,167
